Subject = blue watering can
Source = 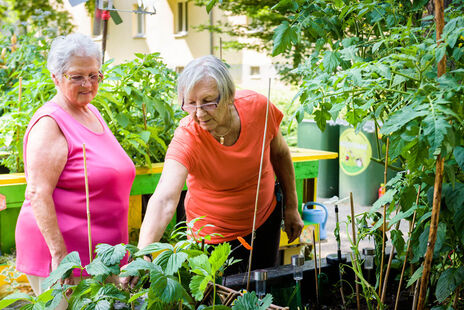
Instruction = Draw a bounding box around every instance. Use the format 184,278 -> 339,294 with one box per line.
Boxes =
302,202 -> 329,240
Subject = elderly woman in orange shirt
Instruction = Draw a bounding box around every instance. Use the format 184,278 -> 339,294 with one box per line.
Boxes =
138,55 -> 303,276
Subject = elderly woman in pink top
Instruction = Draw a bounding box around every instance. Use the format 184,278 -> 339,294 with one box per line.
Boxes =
15,33 -> 135,298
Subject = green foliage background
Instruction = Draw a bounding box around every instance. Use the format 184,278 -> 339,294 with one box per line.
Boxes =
0,24 -> 179,172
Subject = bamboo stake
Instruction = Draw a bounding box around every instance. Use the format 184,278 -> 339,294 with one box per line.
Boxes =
350,192 -> 361,310
417,157 -> 444,309
378,137 -> 389,307
142,103 -> 147,130
83,144 -> 93,263
312,229 -> 319,306
381,221 -> 400,304
412,279 -> 420,310
417,1 -> 446,307
394,180 -> 422,310
16,77 -> 22,171
246,78 -> 271,291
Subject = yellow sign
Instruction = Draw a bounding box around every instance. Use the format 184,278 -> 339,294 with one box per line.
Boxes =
339,128 -> 372,176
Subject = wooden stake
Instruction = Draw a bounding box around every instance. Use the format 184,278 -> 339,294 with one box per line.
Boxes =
83,144 -> 93,263
16,77 -> 22,172
350,192 -> 361,310
246,78 -> 271,291
381,221 -> 400,304
312,229 -> 319,306
417,156 -> 444,309
378,137 -> 389,307
417,0 -> 446,307
394,180 -> 422,310
142,102 -> 148,130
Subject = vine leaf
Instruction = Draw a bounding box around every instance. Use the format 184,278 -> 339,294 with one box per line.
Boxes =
272,21 -> 298,56
454,146 -> 464,170
435,266 -> 464,302
42,251 -> 82,290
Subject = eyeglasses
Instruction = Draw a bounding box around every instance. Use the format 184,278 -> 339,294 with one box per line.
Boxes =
181,95 -> 221,113
63,71 -> 104,86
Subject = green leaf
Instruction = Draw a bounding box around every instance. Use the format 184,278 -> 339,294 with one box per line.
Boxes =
85,258 -> 120,277
435,267 -> 464,302
272,21 -> 298,56
42,251 -> 82,290
95,299 -> 111,310
380,106 -> 428,135
95,243 -> 126,265
165,252 -> 188,276
95,284 -> 128,301
323,51 -> 340,73
206,0 -> 218,13
149,267 -> 185,303
232,291 -> 273,310
389,206 -> 416,228
115,113 -> 130,128
454,146 -> 464,170
370,189 -> 397,214
136,242 -> 173,257
0,293 -> 34,308
407,265 -> 424,288
189,275 -> 210,301
120,258 -> 155,277
436,45 -> 446,63
422,113 -> 450,154
188,254 -> 212,276
209,243 -> 231,273
390,229 -> 405,256
140,130 -> 151,144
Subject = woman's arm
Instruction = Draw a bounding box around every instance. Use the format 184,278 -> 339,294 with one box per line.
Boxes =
25,116 -> 68,271
270,130 -> 304,243
137,159 -> 188,249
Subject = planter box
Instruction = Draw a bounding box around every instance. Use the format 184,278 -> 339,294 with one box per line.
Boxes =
0,148 -> 337,255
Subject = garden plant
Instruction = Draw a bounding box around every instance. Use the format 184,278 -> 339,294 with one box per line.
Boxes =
206,0 -> 464,308
0,21 -> 179,171
0,220 -> 276,310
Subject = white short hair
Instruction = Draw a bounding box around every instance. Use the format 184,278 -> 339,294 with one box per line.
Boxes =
47,33 -> 102,78
177,55 -> 235,106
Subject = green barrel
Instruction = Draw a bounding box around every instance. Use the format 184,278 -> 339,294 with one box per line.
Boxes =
338,121 -> 393,206
297,119 -> 339,198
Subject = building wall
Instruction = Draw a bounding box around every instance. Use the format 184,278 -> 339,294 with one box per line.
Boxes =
63,0 -> 286,90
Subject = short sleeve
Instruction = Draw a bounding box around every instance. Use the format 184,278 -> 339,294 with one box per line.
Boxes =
165,126 -> 196,171
269,101 -> 284,138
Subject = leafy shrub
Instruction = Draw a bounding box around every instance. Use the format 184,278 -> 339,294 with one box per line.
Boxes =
0,220 -> 274,310
0,30 -> 179,172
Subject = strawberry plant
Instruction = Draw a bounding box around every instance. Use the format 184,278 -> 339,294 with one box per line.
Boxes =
0,221 -> 274,309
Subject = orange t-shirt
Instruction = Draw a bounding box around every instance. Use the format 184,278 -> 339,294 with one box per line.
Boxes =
165,89 -> 284,243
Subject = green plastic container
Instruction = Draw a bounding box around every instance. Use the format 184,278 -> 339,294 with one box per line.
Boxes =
297,119 -> 339,198
0,183 -> 25,254
338,121 -> 395,206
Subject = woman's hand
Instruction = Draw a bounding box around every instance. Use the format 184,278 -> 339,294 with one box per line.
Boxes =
119,255 -> 152,290
284,206 -> 304,243
51,251 -> 73,287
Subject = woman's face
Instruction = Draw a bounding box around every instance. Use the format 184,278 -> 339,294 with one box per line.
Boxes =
186,77 -> 228,132
53,55 -> 100,107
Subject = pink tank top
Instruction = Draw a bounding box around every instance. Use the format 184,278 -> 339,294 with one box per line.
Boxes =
15,102 -> 135,277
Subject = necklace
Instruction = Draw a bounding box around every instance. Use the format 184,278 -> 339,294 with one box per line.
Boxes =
213,109 -> 233,145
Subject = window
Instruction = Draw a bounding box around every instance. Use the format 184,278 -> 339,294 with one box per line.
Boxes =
250,66 -> 260,77
175,1 -> 188,35
133,5 -> 146,37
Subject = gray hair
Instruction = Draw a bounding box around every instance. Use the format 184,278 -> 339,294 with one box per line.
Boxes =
47,33 -> 102,78
178,55 -> 235,106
